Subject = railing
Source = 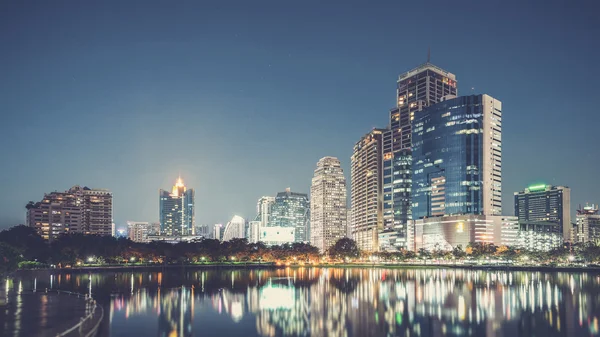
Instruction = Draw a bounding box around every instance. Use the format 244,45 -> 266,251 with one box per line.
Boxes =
37,289 -> 105,337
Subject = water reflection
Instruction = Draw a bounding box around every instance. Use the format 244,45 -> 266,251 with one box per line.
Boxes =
11,268 -> 600,337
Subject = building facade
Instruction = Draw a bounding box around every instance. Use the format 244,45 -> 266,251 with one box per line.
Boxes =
269,188 -> 310,242
127,221 -> 151,243
256,197 -> 275,227
310,157 -> 348,253
259,226 -> 296,246
382,62 -> 458,251
514,184 -> 571,247
351,129 -> 385,252
221,215 -> 246,242
413,215 -> 518,251
411,94 -> 502,220
26,185 -> 113,240
159,177 -> 195,236
575,204 -> 600,244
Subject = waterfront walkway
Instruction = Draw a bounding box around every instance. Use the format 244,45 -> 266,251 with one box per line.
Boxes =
0,290 -> 103,337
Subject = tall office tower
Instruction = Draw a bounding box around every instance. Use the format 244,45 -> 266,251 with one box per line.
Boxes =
195,224 -> 210,238
382,61 -> 458,251
351,129 -> 385,252
270,188 -> 310,242
310,157 -> 348,253
256,196 -> 275,227
26,185 -> 113,240
127,221 -> 151,243
222,215 -> 246,242
575,204 -> 600,244
514,184 -> 571,250
213,223 -> 224,241
159,177 -> 195,236
412,94 -> 502,219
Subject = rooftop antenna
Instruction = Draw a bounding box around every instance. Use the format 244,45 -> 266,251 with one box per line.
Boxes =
427,47 -> 431,63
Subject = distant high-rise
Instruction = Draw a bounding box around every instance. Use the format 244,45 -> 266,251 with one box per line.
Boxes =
383,61 -> 458,251
351,129 -> 385,252
575,204 -> 600,244
515,184 -> 571,250
270,188 -> 310,242
127,221 -> 151,243
412,94 -> 502,219
213,224 -> 224,241
310,157 -> 347,253
159,177 -> 195,236
222,215 -> 246,242
256,196 -> 275,227
26,185 -> 113,240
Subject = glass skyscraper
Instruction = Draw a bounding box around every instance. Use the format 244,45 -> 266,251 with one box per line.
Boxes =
159,177 -> 195,236
411,94 -> 502,220
382,62 -> 458,251
269,188 -> 310,242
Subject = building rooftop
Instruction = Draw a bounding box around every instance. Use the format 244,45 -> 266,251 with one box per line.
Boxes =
398,62 -> 456,81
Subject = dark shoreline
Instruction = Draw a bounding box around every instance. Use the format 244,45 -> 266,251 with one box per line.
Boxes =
13,263 -> 600,274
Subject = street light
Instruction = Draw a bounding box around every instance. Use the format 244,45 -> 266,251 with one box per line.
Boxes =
87,257 -> 94,263
130,257 -> 136,262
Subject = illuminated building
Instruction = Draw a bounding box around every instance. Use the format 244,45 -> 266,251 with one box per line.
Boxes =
256,196 -> 275,227
248,221 -> 261,243
159,177 -> 195,236
310,156 -> 348,253
221,215 -> 246,241
412,94 -> 502,220
574,204 -> 600,244
382,60 -> 458,251
213,223 -> 224,240
127,221 -> 151,243
259,226 -> 295,246
26,185 -> 113,240
351,129 -> 385,252
514,184 -> 571,248
269,188 -> 310,242
413,215 -> 518,251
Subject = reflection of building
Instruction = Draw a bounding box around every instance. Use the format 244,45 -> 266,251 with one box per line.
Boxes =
515,184 -> 571,246
351,129 -> 385,252
26,185 -> 113,240
259,226 -> 295,246
270,189 -> 310,242
310,157 -> 347,253
574,204 -> 600,244
157,287 -> 193,337
222,216 -> 246,241
383,61 -> 458,251
159,177 -> 195,236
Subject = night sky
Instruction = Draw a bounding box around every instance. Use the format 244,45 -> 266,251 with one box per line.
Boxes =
1,0 -> 598,229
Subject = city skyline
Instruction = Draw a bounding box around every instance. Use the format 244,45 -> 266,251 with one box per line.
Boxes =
1,1 -> 599,229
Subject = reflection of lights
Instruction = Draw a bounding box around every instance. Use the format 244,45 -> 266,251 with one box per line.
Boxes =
259,284 -> 294,310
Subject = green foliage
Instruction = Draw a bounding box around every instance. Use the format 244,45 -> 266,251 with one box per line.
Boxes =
328,238 -> 360,260
0,242 -> 22,274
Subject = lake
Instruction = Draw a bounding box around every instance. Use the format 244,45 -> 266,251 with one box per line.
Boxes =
3,267 -> 600,336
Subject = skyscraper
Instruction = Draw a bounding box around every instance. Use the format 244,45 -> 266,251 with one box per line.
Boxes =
411,94 -> 502,219
351,129 -> 385,252
159,177 -> 195,236
256,196 -> 275,227
270,188 -> 310,242
222,215 -> 246,242
26,185 -> 113,240
575,204 -> 600,244
310,157 -> 348,253
514,184 -> 571,250
382,61 -> 458,251
127,221 -> 151,243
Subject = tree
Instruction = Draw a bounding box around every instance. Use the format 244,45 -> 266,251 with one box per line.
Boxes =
0,242 -> 22,274
328,238 -> 360,260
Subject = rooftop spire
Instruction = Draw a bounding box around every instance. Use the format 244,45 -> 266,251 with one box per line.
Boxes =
427,47 -> 431,63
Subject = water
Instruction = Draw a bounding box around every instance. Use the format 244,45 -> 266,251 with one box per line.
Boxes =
4,267 -> 600,337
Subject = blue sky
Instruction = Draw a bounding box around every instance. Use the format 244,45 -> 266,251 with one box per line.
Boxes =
1,0 -> 598,228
